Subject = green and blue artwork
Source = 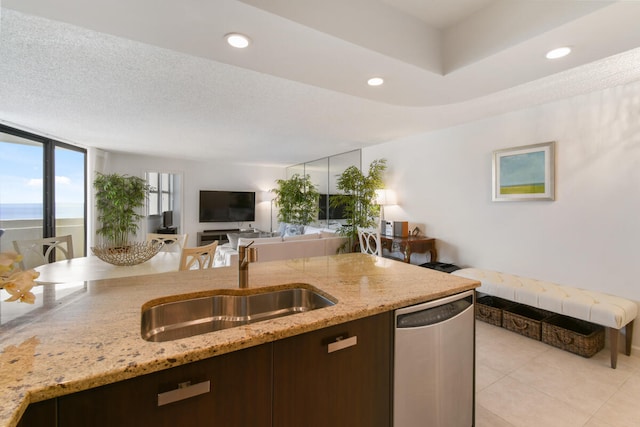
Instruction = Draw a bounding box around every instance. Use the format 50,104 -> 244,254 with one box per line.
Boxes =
499,151 -> 545,194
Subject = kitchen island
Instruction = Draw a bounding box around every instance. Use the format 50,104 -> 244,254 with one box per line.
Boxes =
0,253 -> 479,427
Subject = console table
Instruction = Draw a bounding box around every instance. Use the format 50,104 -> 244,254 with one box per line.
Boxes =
380,235 -> 437,263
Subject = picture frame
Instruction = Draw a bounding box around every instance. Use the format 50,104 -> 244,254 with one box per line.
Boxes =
492,141 -> 555,201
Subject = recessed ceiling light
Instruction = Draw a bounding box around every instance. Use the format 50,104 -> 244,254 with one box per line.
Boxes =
367,77 -> 384,86
225,33 -> 251,49
546,47 -> 571,59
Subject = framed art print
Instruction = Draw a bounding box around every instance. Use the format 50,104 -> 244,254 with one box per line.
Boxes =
492,141 -> 555,201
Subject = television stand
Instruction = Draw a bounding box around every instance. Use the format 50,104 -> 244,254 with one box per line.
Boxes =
155,227 -> 177,235
197,229 -> 240,246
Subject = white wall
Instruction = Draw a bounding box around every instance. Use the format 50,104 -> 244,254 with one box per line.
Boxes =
364,80 -> 640,302
103,152 -> 284,247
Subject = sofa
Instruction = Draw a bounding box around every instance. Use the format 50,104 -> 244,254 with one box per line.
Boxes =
214,229 -> 348,267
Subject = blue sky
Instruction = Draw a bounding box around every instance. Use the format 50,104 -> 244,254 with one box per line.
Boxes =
0,141 -> 85,204
499,151 -> 545,187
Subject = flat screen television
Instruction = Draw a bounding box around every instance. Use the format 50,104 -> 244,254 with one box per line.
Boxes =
199,190 -> 256,222
318,194 -> 350,220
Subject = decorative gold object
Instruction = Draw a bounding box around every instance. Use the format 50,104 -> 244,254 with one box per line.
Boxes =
91,241 -> 163,266
0,252 -> 38,304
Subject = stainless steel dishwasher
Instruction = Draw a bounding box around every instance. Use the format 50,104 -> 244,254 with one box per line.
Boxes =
394,290 -> 475,427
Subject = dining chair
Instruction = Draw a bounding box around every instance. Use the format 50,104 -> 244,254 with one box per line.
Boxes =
357,227 -> 382,256
12,235 -> 75,269
179,241 -> 218,270
147,233 -> 188,253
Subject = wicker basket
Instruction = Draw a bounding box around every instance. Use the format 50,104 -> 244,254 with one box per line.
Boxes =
502,305 -> 554,340
475,295 -> 518,327
91,241 -> 163,266
542,315 -> 605,358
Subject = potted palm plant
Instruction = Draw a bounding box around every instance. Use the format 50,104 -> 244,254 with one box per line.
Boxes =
332,159 -> 387,251
273,174 -> 320,233
92,172 -> 160,265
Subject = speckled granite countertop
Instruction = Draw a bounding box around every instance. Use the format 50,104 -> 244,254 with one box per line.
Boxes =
0,253 -> 478,427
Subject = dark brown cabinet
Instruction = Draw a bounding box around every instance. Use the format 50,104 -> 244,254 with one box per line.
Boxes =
17,400 -> 56,427
18,314 -> 393,427
273,312 -> 392,427
58,343 -> 271,427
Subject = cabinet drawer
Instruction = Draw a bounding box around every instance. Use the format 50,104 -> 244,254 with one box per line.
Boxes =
58,344 -> 271,427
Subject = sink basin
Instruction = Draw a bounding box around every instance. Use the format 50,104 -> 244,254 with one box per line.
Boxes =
141,286 -> 336,342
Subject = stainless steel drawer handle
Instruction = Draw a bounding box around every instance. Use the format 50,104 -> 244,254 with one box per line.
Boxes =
157,380 -> 211,406
327,335 -> 357,353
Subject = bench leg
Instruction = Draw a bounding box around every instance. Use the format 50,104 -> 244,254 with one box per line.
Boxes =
625,320 -> 634,356
609,321 -> 634,369
610,328 -> 618,369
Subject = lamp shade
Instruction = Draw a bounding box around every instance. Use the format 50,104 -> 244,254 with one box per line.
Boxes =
258,191 -> 276,203
374,189 -> 397,206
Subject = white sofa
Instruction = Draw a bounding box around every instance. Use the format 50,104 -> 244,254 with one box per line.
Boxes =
215,231 -> 348,267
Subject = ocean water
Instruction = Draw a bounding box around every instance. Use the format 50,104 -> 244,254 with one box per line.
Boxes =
0,203 -> 84,220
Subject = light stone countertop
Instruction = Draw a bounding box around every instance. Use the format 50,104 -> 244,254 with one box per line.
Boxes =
0,253 -> 479,427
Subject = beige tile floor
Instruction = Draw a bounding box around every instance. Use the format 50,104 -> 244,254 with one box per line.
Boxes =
475,321 -> 640,427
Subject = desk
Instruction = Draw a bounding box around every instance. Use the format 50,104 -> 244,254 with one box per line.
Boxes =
34,252 -> 181,284
380,235 -> 437,263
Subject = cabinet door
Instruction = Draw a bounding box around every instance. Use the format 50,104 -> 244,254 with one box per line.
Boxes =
58,344 -> 271,427
273,313 -> 392,427
17,400 -> 56,427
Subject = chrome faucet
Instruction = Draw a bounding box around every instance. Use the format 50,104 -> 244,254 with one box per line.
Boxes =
238,241 -> 257,288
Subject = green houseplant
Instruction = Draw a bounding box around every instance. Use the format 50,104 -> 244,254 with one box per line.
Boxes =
332,159 -> 387,249
273,174 -> 320,226
94,172 -> 150,247
92,173 -> 163,267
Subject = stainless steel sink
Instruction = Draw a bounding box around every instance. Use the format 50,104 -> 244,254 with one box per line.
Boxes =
141,286 -> 336,342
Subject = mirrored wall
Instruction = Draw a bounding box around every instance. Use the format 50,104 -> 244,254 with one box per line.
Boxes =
286,149 -> 361,228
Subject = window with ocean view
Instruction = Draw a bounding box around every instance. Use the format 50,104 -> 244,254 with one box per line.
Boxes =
0,125 -> 86,256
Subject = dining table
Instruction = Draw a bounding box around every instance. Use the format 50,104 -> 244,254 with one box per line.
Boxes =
34,252 -> 182,284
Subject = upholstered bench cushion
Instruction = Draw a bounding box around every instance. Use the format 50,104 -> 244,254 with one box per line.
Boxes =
452,268 -> 637,330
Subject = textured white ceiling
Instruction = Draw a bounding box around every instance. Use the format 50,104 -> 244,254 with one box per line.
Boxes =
1,1 -> 640,166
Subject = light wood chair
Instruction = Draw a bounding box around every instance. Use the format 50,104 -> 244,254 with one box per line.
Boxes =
179,241 -> 218,270
147,233 -> 188,253
357,227 -> 382,256
12,235 -> 75,269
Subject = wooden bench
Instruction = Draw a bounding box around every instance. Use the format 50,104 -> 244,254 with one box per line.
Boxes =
452,268 -> 637,369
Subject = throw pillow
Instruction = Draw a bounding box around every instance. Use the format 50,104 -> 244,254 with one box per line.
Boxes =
283,224 -> 304,237
303,225 -> 323,235
227,233 -> 241,250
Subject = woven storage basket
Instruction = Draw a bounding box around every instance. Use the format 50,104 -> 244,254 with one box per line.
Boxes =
542,315 -> 605,358
502,305 -> 554,340
475,295 -> 518,327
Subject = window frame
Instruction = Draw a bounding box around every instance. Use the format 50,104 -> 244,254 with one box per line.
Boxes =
0,124 -> 87,252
